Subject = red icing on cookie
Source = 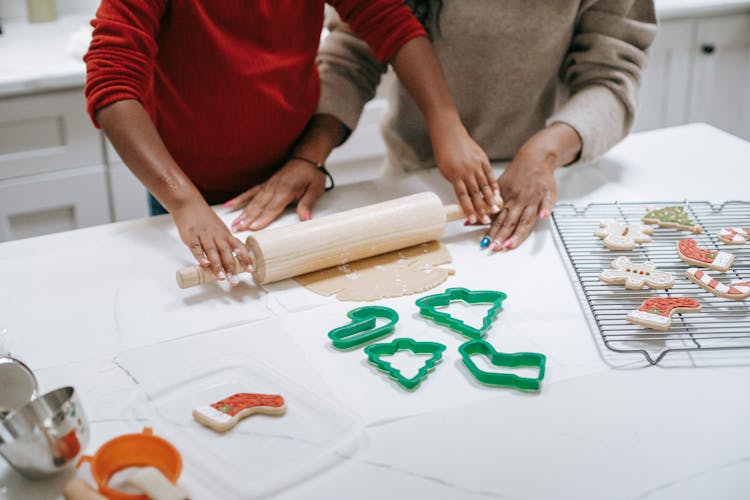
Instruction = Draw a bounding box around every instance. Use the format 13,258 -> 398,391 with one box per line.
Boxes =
639,297 -> 700,317
678,239 -> 716,263
210,393 -> 285,417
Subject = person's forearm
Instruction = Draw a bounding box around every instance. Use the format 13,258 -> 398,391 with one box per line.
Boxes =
95,99 -> 202,211
389,36 -> 462,131
519,122 -> 583,171
291,114 -> 349,164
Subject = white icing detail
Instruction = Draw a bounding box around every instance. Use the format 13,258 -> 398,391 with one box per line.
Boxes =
627,310 -> 670,326
712,252 -> 733,268
194,405 -> 233,424
595,220 -> 652,250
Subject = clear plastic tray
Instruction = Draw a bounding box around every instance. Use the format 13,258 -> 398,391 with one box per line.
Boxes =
127,354 -> 362,498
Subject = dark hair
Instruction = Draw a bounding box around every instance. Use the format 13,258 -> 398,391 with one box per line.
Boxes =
405,0 -> 443,36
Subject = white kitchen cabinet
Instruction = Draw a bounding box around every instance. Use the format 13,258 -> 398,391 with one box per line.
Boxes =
635,11 -> 750,141
104,140 -> 149,221
0,165 -> 109,241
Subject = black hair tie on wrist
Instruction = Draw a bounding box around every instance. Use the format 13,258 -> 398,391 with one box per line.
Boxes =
290,156 -> 335,191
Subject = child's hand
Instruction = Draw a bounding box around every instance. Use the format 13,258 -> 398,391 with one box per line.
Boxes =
431,123 -> 501,225
224,158 -> 327,231
171,200 -> 253,286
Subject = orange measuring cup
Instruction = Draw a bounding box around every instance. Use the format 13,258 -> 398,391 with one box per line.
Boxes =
77,427 -> 182,500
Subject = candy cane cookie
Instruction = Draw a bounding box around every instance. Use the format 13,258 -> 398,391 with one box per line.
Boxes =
594,219 -> 653,250
193,393 -> 286,432
642,206 -> 702,233
685,268 -> 750,300
677,239 -> 735,272
599,256 -> 674,289
718,228 -> 750,245
626,297 -> 701,331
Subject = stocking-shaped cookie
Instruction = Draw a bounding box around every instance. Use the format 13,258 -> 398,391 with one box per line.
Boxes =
685,268 -> 750,300
626,297 -> 701,331
718,228 -> 750,245
599,256 -> 674,289
594,220 -> 653,250
677,239 -> 735,272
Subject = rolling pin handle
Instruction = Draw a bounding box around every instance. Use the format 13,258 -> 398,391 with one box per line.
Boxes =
176,265 -> 213,289
443,204 -> 465,222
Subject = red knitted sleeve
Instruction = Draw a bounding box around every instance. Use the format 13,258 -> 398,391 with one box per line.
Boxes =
83,0 -> 167,128
329,0 -> 427,62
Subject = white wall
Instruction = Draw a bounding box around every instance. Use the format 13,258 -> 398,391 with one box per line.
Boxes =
0,0 -> 99,20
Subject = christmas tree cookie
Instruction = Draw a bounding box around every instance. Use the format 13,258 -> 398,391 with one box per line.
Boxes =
642,206 -> 702,233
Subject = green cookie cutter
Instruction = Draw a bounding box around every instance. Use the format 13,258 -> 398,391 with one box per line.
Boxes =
458,340 -> 546,391
328,306 -> 399,350
415,287 -> 508,339
364,338 -> 446,390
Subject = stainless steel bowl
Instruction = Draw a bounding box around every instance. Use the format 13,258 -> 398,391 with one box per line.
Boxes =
0,356 -> 37,419
0,386 -> 89,478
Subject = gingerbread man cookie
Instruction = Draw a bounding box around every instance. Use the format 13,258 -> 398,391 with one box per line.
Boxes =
193,393 -> 286,432
685,268 -> 750,300
594,220 -> 653,250
626,297 -> 701,331
599,256 -> 674,289
718,228 -> 750,245
677,239 -> 735,272
642,206 -> 702,233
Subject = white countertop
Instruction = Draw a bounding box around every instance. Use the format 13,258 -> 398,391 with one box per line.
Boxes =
2,1 -> 750,98
0,123 -> 748,499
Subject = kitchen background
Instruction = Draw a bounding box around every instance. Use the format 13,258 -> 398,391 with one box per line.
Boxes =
0,0 -> 748,242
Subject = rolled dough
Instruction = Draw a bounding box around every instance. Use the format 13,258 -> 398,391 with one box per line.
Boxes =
294,241 -> 453,301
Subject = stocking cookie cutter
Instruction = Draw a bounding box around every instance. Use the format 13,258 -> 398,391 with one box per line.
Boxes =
415,287 -> 507,339
327,306 -> 399,350
364,338 -> 446,390
458,340 -> 546,391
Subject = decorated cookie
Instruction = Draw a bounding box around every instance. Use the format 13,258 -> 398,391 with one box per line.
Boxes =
685,268 -> 750,300
718,228 -> 750,245
642,206 -> 702,233
599,256 -> 674,289
626,297 -> 701,331
594,219 -> 653,250
192,393 -> 286,432
677,239 -> 735,272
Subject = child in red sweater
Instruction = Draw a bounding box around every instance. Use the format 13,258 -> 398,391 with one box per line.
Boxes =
85,0 -> 498,285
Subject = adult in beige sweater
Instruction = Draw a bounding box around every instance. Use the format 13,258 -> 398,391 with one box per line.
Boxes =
315,0 -> 658,250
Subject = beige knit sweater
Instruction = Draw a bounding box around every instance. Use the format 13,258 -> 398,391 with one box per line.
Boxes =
317,0 -> 658,171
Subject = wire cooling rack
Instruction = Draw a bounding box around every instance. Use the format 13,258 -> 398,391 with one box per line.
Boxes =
551,201 -> 750,364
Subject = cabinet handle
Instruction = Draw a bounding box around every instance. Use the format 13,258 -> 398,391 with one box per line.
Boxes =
701,44 -> 715,55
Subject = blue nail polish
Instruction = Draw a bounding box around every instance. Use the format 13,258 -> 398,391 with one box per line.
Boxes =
480,237 -> 491,248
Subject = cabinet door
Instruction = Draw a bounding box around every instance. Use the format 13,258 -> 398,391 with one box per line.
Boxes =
689,14 -> 750,141
633,19 -> 693,132
0,90 -> 103,180
104,138 -> 149,221
0,166 -> 110,242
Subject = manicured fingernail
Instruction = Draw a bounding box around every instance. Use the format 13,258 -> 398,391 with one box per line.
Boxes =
230,215 -> 242,227
539,209 -> 550,218
217,270 -> 226,280
480,236 -> 491,248
223,199 -> 234,207
502,237 -> 516,249
305,211 -> 312,221
469,215 -> 477,225
489,240 -> 501,251
228,273 -> 239,286
491,204 -> 500,214
246,264 -> 254,273
481,215 -> 491,225
494,191 -> 502,204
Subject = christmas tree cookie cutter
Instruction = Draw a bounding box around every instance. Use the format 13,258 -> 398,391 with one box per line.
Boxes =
328,306 -> 399,350
458,340 -> 546,391
364,338 -> 446,390
415,287 -> 507,339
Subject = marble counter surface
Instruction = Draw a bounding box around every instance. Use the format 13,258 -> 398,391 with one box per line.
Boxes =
0,123 -> 749,499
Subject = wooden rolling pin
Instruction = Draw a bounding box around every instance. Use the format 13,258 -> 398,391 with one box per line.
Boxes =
176,192 -> 466,289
